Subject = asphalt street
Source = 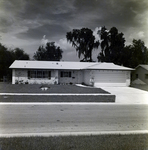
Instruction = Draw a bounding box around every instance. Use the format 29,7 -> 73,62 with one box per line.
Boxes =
0,104 -> 148,136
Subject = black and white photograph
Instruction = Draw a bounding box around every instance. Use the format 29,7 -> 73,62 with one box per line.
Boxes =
0,0 -> 148,149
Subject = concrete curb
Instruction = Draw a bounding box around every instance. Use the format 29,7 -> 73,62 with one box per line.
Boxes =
0,102 -> 147,105
0,93 -> 112,96
1,130 -> 148,138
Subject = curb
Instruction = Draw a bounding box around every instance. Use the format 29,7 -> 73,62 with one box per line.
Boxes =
0,93 -> 112,96
1,130 -> 148,138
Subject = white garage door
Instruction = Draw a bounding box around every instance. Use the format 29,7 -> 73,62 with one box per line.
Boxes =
93,70 -> 126,86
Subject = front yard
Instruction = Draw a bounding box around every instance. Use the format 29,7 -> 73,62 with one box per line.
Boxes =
0,83 -> 109,94
0,134 -> 148,150
0,83 -> 115,102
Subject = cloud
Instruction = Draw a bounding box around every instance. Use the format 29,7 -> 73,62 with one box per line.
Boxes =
93,27 -> 101,42
0,0 -> 148,60
40,35 -> 49,47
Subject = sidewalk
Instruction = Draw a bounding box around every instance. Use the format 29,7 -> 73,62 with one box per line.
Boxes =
97,86 -> 148,104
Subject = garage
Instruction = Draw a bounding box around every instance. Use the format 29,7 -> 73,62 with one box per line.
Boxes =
85,63 -> 133,87
93,70 -> 127,86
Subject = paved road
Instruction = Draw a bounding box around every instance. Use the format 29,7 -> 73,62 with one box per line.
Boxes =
0,104 -> 148,136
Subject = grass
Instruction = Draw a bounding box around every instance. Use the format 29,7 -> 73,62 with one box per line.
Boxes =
0,134 -> 148,150
0,95 -> 115,102
0,82 -> 115,102
0,82 -> 109,94
131,84 -> 148,92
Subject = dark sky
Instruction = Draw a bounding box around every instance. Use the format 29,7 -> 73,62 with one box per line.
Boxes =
0,0 -> 148,61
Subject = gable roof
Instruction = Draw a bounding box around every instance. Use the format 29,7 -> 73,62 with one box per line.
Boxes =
9,60 -> 94,70
86,62 -> 133,70
9,60 -> 133,71
136,65 -> 148,71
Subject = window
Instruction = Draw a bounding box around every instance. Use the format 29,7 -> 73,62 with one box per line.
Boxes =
61,71 -> 71,77
145,74 -> 148,79
28,70 -> 51,79
136,74 -> 138,79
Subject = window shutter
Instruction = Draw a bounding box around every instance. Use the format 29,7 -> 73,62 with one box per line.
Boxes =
28,70 -> 30,79
61,72 -> 63,77
48,71 -> 51,79
69,72 -> 71,77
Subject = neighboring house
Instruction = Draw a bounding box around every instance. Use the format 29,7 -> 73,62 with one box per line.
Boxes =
132,65 -> 148,84
9,60 -> 133,86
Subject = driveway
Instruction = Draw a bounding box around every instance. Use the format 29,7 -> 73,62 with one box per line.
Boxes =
97,86 -> 148,104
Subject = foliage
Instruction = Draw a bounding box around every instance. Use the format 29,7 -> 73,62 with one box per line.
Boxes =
0,43 -> 13,80
121,39 -> 148,68
12,48 -> 30,60
33,42 -> 63,61
66,28 -> 99,62
97,27 -> 148,68
97,26 -> 125,65
0,44 -> 29,80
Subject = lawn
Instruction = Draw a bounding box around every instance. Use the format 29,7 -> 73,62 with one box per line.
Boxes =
0,83 -> 109,93
131,84 -> 148,92
0,83 -> 115,102
0,134 -> 148,150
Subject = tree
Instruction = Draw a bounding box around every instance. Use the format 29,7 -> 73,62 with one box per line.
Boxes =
0,43 -> 12,80
97,26 -> 125,65
66,28 -> 99,62
0,44 -> 30,80
122,39 -> 148,68
33,42 -> 63,61
97,26 -> 109,62
12,48 -> 30,60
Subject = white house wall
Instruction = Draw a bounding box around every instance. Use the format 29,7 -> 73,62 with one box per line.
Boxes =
126,71 -> 131,86
13,69 -> 58,84
12,69 -> 131,86
59,70 -> 83,84
14,69 -> 28,84
13,69 -> 83,84
84,70 -> 131,87
83,70 -> 91,85
28,70 -> 58,84
77,70 -> 84,83
12,69 -> 15,84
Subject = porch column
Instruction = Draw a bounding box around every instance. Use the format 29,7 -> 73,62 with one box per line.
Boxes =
12,69 -> 15,84
55,70 -> 59,84
126,71 -> 131,86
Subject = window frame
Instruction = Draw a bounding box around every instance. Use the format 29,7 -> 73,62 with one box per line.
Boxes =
60,71 -> 71,78
145,74 -> 148,79
135,74 -> 138,79
28,70 -> 51,79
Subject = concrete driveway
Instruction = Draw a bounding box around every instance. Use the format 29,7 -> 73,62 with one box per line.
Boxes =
98,86 -> 148,104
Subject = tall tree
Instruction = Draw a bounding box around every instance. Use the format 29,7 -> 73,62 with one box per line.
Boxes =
122,39 -> 148,68
12,48 -> 30,60
33,42 -> 63,61
66,28 -> 99,62
97,26 -> 125,65
97,26 -> 109,62
0,43 -> 12,80
0,44 -> 29,80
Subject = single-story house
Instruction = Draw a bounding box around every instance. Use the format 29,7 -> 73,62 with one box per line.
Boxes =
9,60 -> 133,86
132,65 -> 148,84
